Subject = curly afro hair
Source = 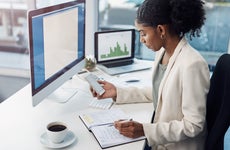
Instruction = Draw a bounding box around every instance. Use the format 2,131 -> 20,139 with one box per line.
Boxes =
136,0 -> 206,39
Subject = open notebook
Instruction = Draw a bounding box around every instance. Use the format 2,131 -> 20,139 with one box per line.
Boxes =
94,29 -> 152,75
79,109 -> 146,149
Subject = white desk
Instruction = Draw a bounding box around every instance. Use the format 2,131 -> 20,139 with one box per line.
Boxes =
0,68 -> 153,150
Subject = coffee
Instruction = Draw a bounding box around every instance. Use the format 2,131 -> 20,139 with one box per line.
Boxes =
46,122 -> 68,143
48,125 -> 66,132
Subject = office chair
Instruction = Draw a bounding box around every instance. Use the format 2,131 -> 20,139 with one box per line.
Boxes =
205,54 -> 230,150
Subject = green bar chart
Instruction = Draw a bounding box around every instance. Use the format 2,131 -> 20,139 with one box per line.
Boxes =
100,42 -> 129,59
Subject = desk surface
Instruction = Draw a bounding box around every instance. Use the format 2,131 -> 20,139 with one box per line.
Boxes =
0,67 -> 153,150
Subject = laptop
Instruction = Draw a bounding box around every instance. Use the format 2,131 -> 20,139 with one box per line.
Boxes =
95,29 -> 152,75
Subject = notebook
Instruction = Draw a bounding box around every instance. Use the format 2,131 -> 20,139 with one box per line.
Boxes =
94,29 -> 152,75
79,108 -> 146,149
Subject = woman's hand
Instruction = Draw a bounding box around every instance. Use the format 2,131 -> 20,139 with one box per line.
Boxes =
114,120 -> 145,138
90,80 -> 117,100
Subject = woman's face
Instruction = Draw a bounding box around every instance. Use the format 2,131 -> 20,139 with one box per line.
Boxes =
135,21 -> 163,52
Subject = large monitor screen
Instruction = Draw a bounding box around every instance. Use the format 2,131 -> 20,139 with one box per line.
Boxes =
28,0 -> 85,106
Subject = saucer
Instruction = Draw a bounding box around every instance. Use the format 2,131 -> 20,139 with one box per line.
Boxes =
40,130 -> 76,149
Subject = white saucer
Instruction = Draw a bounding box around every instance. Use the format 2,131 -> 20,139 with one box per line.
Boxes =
40,131 -> 76,149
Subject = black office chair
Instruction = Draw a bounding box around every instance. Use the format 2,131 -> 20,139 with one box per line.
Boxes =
205,54 -> 230,150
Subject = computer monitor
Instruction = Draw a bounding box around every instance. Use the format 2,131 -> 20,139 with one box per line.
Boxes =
28,0 -> 85,107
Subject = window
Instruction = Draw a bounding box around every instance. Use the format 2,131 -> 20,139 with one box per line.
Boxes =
98,0 -> 230,66
0,1 -> 28,53
98,0 -> 145,59
36,0 -> 73,8
188,2 -> 230,70
0,0 -> 71,102
0,0 -> 31,102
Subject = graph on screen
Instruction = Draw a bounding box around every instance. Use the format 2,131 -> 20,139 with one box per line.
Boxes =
100,42 -> 129,59
97,30 -> 132,61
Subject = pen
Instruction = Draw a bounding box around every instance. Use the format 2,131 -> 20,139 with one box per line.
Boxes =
108,118 -> 133,127
119,118 -> 133,121
107,118 -> 133,126
125,79 -> 140,83
78,70 -> 88,74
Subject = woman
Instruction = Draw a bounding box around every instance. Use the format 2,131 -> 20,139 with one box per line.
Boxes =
91,0 -> 210,149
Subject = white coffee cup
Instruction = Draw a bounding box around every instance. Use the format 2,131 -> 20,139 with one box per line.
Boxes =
46,121 -> 68,143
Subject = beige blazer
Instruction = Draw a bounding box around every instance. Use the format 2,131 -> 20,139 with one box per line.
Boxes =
116,37 -> 210,150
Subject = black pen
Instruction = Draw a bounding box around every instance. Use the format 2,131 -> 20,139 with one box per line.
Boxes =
108,118 -> 133,127
125,79 -> 140,83
78,70 -> 88,74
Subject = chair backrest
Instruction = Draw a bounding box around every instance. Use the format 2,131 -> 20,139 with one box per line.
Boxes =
205,54 -> 230,150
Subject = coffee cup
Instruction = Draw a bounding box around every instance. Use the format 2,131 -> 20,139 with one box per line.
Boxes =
46,121 -> 68,143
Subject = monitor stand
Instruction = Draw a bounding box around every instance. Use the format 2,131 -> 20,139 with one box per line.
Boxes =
46,78 -> 78,103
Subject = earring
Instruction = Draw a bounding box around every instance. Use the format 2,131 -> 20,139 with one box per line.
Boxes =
160,34 -> 165,39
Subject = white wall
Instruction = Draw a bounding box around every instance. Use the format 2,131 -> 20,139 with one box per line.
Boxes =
85,0 -> 98,56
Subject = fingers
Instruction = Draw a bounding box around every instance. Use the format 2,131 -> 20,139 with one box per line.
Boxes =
89,80 -> 117,100
89,80 -> 104,90
90,86 -> 105,99
114,120 -> 133,129
97,80 -> 106,84
115,121 -> 136,138
114,120 -> 144,138
89,80 -> 105,98
90,86 -> 97,97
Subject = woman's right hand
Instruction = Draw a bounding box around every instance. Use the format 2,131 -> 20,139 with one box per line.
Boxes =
90,80 -> 117,100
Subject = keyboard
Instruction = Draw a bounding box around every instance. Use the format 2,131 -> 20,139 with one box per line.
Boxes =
103,60 -> 134,68
98,63 -> 152,75
89,98 -> 114,109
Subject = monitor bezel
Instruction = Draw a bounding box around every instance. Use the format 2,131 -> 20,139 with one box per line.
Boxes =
28,0 -> 86,106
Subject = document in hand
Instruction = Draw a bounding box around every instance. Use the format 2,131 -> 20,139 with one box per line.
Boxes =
79,109 -> 146,149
